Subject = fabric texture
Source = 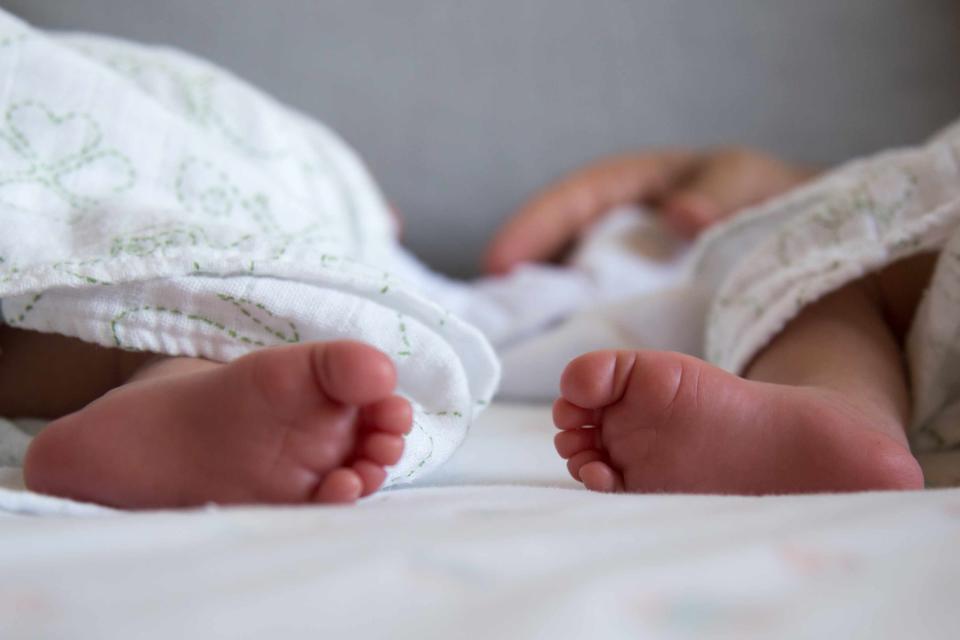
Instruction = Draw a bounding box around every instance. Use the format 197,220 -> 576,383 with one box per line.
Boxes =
0,11 -> 501,486
3,6 -> 960,508
389,206 -> 698,399
2,404 -> 960,640
12,0 -> 960,277
0,10 -> 694,497
693,121 -> 960,456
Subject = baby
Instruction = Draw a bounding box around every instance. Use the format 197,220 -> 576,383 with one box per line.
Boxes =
4,13 -> 948,508
0,20 -> 431,508
5,120 -> 794,506
13,143 -> 928,511
489,147 -> 940,494
10,333 -> 412,507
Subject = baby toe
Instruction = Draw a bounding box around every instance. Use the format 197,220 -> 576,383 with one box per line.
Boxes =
560,350 -> 637,410
312,467 -> 364,504
360,432 -> 405,466
553,397 -> 599,430
566,449 -> 605,482
360,395 -> 413,434
554,427 -> 601,458
353,459 -> 388,497
315,341 -> 397,406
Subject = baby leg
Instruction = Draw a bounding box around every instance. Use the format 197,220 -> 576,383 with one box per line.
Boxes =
8,329 -> 411,508
553,254 -> 935,494
0,325 -> 152,419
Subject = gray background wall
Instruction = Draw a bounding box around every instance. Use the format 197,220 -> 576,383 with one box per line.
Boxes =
6,1 -> 960,275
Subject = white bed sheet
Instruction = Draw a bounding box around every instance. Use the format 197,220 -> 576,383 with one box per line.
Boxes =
2,403 -> 960,639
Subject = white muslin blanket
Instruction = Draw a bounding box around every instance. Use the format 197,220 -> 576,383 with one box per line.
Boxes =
0,11 -> 696,500
453,115 -> 960,481
4,5 -> 960,513
0,12 -> 505,487
471,117 -> 960,472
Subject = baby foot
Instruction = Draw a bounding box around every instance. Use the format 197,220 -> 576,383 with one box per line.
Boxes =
553,350 -> 923,494
23,341 -> 412,508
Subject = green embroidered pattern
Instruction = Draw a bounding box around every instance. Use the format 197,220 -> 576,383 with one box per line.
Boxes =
423,409 -> 464,418
110,294 -> 300,349
172,155 -> 344,260
774,170 -> 918,268
54,267 -> 107,285
403,419 -> 435,479
175,155 -> 262,220
0,100 -> 136,212
3,292 -> 42,325
109,224 -> 255,258
396,312 -> 412,357
712,162 -> 930,369
86,47 -> 286,159
0,35 -> 485,488
216,293 -> 300,343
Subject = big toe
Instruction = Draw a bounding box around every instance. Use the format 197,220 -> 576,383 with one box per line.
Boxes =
560,350 -> 638,409
315,341 -> 397,405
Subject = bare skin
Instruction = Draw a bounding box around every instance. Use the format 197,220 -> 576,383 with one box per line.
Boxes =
552,254 -> 934,494
2,326 -> 412,508
488,144 -> 926,494
4,143 -> 917,503
485,147 -> 814,275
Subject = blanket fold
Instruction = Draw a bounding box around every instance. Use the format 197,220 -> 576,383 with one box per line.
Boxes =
692,120 -> 960,461
0,11 -> 499,487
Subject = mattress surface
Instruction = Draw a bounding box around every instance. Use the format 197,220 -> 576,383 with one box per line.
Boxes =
2,403 -> 959,639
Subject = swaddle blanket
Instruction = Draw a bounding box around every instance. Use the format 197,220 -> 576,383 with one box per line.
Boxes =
0,11 -> 502,486
689,118 -> 960,463
471,119 -> 960,475
0,11 -> 697,496
7,5 -> 959,506
387,205 -> 699,399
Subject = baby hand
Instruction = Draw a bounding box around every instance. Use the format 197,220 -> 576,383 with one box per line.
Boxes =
484,148 -> 814,274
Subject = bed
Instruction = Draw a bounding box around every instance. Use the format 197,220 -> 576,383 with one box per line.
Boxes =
3,403 -> 960,639
3,2 -> 960,638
